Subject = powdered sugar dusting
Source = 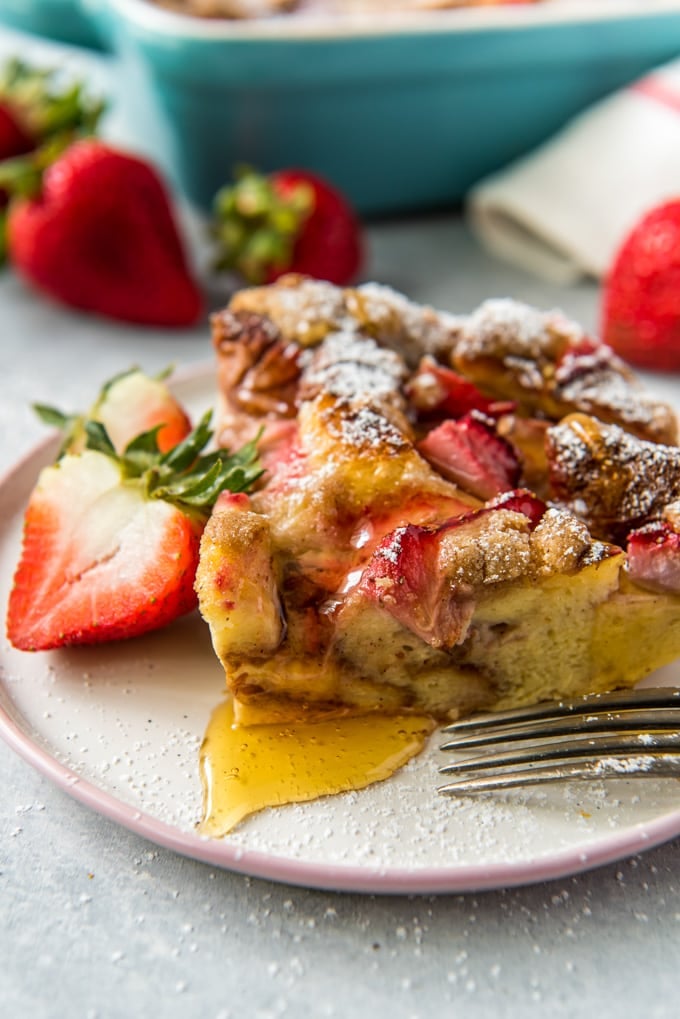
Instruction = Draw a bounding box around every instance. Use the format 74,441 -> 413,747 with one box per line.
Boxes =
560,368 -> 676,442
301,329 -> 407,401
232,276 -> 464,365
457,298 -> 579,363
547,416 -> 680,531
333,404 -> 409,453
376,527 -> 406,565
455,297 -> 677,444
351,282 -> 464,363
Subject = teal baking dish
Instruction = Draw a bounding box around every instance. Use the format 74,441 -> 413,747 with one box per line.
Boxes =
0,0 -> 104,48
3,1 -> 680,214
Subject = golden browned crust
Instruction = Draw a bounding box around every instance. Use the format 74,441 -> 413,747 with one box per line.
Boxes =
452,299 -> 678,445
546,413 -> 680,542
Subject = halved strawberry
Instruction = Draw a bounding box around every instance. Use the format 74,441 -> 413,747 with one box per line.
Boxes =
417,412 -> 521,500
34,367 -> 192,457
6,412 -> 262,651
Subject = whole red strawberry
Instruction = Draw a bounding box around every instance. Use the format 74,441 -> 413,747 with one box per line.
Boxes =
7,139 -> 203,327
601,200 -> 680,372
212,167 -> 363,286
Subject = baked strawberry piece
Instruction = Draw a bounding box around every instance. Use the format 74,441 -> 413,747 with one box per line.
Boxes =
417,412 -> 521,500
406,357 -> 515,421
627,515 -> 680,595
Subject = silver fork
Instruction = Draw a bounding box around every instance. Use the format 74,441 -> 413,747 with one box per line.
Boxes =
438,687 -> 680,795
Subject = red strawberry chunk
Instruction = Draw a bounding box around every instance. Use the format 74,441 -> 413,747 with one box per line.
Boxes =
356,523 -> 475,649
554,336 -> 628,386
407,358 -> 515,420
417,412 -> 521,499
627,522 -> 680,594
487,488 -> 547,529
354,492 -> 546,648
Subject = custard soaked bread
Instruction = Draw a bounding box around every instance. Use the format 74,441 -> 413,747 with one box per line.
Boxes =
196,276 -> 680,724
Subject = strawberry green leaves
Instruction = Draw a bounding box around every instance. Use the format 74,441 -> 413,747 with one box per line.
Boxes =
83,410 -> 263,514
35,368 -> 264,515
212,166 -> 363,287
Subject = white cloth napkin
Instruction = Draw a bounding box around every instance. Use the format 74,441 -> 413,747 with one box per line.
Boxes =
467,59 -> 680,283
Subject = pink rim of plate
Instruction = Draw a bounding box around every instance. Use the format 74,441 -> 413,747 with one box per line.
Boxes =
1,361 -> 680,895
3,696 -> 680,895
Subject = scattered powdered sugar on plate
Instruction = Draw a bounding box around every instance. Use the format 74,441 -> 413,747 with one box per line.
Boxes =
2,364 -> 680,889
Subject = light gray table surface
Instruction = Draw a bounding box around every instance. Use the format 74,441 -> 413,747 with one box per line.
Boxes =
1,23 -> 680,1019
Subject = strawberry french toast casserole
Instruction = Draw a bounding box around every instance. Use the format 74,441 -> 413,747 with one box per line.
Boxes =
194,275 -> 680,727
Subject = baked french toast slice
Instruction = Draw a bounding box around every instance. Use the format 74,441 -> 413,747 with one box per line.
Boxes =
196,276 -> 680,724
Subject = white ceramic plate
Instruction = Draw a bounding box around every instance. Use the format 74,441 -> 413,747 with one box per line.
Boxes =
1,363 -> 680,895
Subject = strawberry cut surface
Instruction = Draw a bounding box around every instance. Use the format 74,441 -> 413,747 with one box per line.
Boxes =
407,358 -> 515,421
6,379 -> 263,652
7,451 -> 202,650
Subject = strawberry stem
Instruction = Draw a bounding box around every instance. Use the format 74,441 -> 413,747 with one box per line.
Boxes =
0,58 -> 105,143
211,166 -> 313,284
0,59 -> 105,211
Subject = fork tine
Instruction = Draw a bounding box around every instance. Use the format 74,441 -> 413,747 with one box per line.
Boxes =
438,688 -> 680,754
439,709 -> 680,751
438,713 -> 680,754
439,731 -> 680,775
436,687 -> 680,795
441,687 -> 680,737
437,753 -> 680,795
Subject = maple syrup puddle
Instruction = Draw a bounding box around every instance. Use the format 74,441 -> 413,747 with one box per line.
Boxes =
199,698 -> 435,836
